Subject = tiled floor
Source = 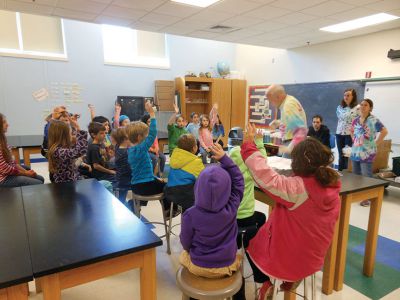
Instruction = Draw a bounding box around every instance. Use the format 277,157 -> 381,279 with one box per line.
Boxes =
27,162 -> 400,300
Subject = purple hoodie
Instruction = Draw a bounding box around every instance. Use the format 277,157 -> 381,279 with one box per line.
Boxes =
180,155 -> 244,268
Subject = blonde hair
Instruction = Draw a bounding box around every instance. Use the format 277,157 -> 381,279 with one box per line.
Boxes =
47,120 -> 72,173
126,121 -> 149,143
111,127 -> 128,145
199,114 -> 211,130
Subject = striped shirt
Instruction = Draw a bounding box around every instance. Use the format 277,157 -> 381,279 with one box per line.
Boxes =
0,146 -> 19,182
128,118 -> 157,185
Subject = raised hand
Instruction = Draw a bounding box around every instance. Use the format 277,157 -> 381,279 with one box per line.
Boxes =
69,114 -> 80,130
145,100 -> 155,117
210,143 -> 225,161
244,122 -> 256,143
173,103 -> 179,114
255,127 -> 263,140
115,103 -> 121,114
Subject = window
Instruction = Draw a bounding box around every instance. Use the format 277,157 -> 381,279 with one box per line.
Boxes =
0,10 -> 66,60
102,24 -> 169,69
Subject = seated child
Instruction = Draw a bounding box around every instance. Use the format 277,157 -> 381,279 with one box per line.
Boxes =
198,104 -> 218,164
87,122 -> 116,185
228,127 -> 266,248
111,127 -> 132,205
113,102 -> 130,128
47,116 -> 88,183
164,134 -> 204,212
212,114 -> 225,148
241,124 -> 341,299
179,143 -> 244,280
126,102 -> 165,199
167,103 -> 188,154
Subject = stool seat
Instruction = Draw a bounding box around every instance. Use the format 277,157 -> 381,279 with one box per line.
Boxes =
131,192 -> 164,201
176,266 -> 242,300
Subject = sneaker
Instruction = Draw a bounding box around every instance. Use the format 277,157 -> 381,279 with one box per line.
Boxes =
258,280 -> 273,300
360,200 -> 371,207
280,279 -> 302,292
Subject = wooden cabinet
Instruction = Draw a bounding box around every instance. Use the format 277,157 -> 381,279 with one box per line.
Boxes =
175,77 -> 246,146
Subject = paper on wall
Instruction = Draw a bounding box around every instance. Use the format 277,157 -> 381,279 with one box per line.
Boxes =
32,88 -> 49,102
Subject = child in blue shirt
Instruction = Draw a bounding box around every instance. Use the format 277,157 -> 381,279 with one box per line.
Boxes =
127,102 -> 165,199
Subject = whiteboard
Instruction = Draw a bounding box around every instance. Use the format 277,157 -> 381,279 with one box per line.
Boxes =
364,81 -> 400,144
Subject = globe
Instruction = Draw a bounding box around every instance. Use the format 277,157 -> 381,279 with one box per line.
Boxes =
216,61 -> 230,78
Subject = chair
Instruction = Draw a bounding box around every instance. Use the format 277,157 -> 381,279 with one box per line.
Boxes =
238,225 -> 257,300
166,201 -> 182,255
270,273 -> 317,300
176,266 -> 242,300
131,192 -> 171,254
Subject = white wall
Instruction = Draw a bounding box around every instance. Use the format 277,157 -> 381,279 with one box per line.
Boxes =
236,27 -> 400,85
0,19 -> 236,135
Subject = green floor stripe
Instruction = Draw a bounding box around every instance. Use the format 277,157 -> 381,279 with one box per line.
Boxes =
344,226 -> 400,299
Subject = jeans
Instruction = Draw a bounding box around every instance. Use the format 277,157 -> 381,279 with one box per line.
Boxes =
149,151 -> 166,175
351,160 -> 373,177
336,134 -> 353,171
0,174 -> 44,187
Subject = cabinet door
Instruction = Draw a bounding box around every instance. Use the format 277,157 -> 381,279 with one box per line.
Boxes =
230,79 -> 247,129
211,79 -> 231,146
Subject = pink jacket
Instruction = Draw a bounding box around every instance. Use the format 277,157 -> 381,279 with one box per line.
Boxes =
241,141 -> 340,281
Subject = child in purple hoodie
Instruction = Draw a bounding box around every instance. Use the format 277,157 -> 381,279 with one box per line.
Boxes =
179,143 -> 244,279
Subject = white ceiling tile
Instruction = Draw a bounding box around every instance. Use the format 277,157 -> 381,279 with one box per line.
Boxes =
169,19 -> 213,30
131,21 -> 166,31
14,0 -> 57,6
94,15 -> 134,26
111,0 -> 165,11
186,9 -> 234,24
187,30 -> 220,39
328,7 -> 381,21
162,25 -> 194,35
6,0 -> 54,15
247,20 -> 288,32
366,0 -> 400,11
269,0 -> 327,11
243,5 -> 292,20
246,0 -> 275,3
101,5 -> 148,19
139,12 -> 181,26
299,17 -> 340,28
340,0 -> 382,5
220,15 -> 265,27
272,12 -> 317,25
301,1 -> 355,17
221,28 -> 265,39
209,0 -> 264,14
0,0 -> 4,8
153,2 -> 201,17
92,0 -> 113,3
274,25 -> 310,35
252,31 -> 283,41
57,0 -> 108,14
52,7 -> 97,22
390,8 -> 400,16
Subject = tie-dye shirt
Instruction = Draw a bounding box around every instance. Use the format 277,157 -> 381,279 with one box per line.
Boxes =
350,115 -> 384,162
278,95 -> 307,141
336,105 -> 359,135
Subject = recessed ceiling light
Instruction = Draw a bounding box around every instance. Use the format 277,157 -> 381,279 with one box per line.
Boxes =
171,0 -> 222,8
320,13 -> 399,33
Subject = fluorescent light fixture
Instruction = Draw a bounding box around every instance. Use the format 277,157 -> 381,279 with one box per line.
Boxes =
171,0 -> 221,8
320,13 -> 399,33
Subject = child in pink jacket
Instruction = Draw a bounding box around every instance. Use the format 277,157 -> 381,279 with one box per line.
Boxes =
241,124 -> 341,300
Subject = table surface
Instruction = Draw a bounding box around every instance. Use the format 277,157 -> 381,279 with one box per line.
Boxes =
21,179 -> 162,277
339,171 -> 388,194
7,135 -> 43,147
0,188 -> 33,289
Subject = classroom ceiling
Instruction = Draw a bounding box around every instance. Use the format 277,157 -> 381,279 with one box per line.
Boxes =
2,0 -> 400,49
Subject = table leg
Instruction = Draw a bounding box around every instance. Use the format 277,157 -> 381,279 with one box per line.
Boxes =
284,291 -> 296,300
41,274 -> 61,300
334,194 -> 352,291
22,150 -> 30,168
0,284 -> 28,300
322,218 -> 339,294
140,248 -> 156,300
35,278 -> 42,293
11,148 -> 20,165
364,187 -> 384,276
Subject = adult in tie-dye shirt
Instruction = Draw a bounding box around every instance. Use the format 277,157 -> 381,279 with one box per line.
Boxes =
336,89 -> 359,171
266,84 -> 307,157
350,99 -> 388,173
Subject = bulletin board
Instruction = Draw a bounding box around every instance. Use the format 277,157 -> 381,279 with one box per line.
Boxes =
248,85 -> 277,128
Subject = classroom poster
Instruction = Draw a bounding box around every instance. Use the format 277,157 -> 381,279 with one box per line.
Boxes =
248,85 -> 276,127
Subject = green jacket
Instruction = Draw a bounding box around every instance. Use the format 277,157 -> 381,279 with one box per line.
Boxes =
229,138 -> 267,219
167,124 -> 188,154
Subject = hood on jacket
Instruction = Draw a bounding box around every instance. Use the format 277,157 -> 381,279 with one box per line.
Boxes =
194,164 -> 231,212
303,176 -> 341,211
170,148 -> 204,177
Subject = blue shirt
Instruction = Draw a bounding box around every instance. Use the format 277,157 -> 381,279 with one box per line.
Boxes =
128,118 -> 157,185
186,122 -> 200,140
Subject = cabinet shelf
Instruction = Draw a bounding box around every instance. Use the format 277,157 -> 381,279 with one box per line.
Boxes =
185,89 -> 210,92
